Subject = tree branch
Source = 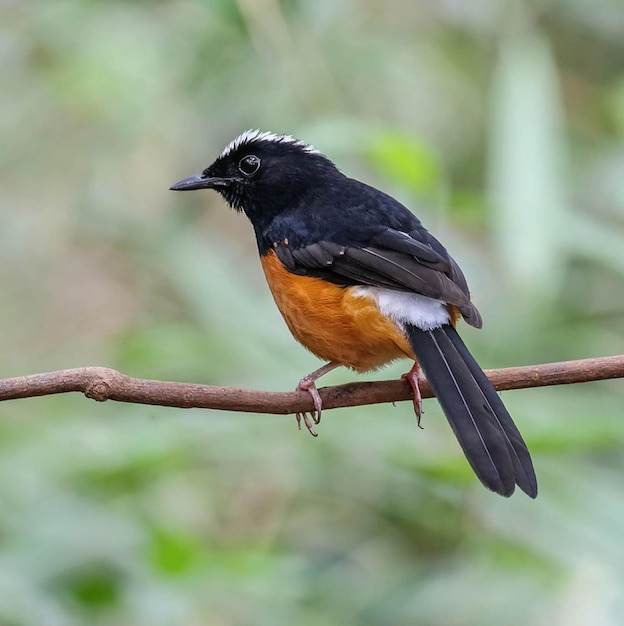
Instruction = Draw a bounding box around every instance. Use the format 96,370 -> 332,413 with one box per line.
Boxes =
0,355 -> 622,415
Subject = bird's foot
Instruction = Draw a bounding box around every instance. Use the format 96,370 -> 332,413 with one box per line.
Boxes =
295,376 -> 323,437
294,362 -> 340,437
402,362 -> 424,428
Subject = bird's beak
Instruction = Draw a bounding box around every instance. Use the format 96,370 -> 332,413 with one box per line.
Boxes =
169,173 -> 230,191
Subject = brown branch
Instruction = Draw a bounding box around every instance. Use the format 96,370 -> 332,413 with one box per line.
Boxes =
0,355 -> 622,415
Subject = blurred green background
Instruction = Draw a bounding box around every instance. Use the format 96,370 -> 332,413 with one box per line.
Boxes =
2,1 -> 624,624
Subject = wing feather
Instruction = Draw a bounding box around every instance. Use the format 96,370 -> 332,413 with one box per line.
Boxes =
272,226 -> 482,327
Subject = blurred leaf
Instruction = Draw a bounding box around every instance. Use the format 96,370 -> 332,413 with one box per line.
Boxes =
148,529 -> 200,577
365,130 -> 441,197
51,562 -> 122,612
488,31 -> 568,293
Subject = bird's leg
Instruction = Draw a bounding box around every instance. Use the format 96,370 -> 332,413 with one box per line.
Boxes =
402,361 -> 424,428
295,361 -> 341,436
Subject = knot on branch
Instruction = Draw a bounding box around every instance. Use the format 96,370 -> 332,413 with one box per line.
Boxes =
85,380 -> 111,402
83,368 -> 121,402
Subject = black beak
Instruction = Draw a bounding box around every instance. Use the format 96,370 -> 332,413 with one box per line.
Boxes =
169,174 -> 230,191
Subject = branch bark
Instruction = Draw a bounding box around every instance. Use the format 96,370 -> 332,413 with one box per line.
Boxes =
0,355 -> 622,415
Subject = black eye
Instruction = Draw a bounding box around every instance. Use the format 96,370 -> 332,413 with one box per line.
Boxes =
238,155 -> 261,177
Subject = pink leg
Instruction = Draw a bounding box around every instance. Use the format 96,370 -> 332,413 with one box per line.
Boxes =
402,362 -> 424,428
296,362 -> 341,437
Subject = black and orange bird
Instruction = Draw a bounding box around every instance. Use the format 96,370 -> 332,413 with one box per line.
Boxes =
170,130 -> 537,498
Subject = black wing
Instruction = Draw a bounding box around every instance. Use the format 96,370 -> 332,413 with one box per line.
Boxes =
270,225 -> 482,328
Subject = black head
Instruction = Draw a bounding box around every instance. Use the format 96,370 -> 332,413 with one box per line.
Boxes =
170,130 -> 342,222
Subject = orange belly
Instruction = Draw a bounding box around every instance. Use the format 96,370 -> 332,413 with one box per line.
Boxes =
260,250 -> 414,371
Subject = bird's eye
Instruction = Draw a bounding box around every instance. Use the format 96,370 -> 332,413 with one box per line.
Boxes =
238,155 -> 261,177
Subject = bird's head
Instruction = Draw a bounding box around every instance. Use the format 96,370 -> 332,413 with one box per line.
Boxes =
170,130 -> 341,222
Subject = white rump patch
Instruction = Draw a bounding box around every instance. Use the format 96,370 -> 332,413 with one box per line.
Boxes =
354,287 -> 450,331
220,129 -> 321,158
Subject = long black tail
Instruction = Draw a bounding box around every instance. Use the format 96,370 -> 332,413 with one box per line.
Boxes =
405,324 -> 537,498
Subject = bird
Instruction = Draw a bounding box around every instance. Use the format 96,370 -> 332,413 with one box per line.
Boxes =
170,129 -> 537,498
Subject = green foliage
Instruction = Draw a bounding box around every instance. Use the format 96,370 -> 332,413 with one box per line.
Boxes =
1,1 -> 624,624
365,131 -> 441,197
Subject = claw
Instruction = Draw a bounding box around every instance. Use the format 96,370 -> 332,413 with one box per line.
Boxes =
295,411 -> 318,437
402,362 -> 424,428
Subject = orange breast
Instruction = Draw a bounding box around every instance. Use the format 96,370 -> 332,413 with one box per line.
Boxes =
260,250 -> 414,372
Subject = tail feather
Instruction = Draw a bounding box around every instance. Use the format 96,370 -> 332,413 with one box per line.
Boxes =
444,326 -> 537,497
406,324 -> 537,498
